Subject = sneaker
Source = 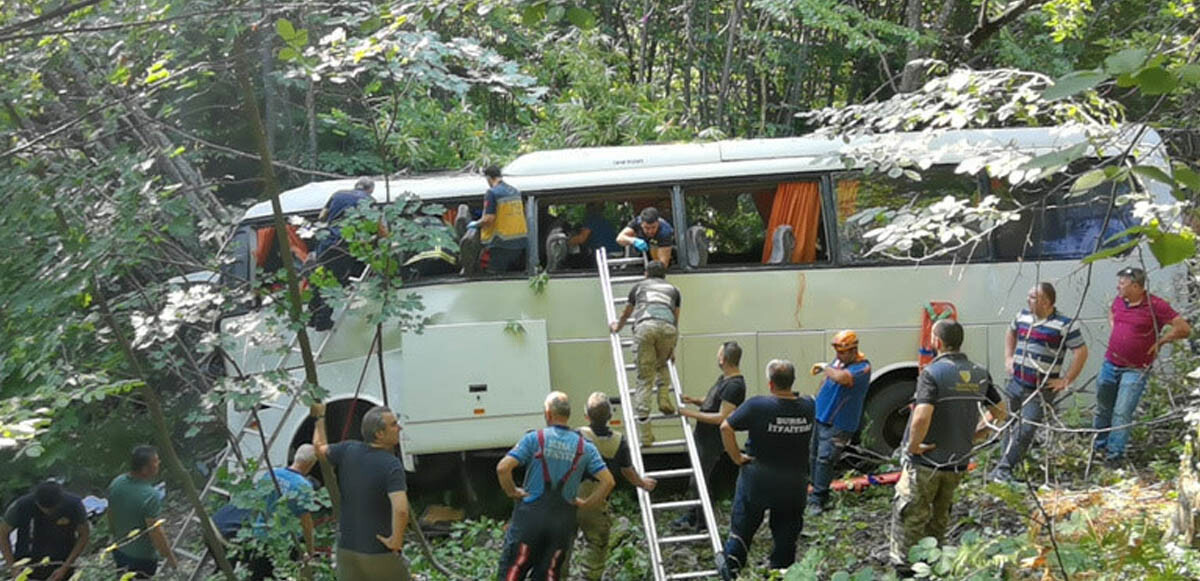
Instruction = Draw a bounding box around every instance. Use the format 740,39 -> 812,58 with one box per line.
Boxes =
806,502 -> 824,516
988,467 -> 1015,483
657,387 -> 677,415
670,514 -> 697,530
1103,456 -> 1126,471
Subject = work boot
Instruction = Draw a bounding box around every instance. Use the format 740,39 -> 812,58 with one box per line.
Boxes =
639,420 -> 655,447
657,387 -> 677,415
988,467 -> 1015,484
806,501 -> 824,516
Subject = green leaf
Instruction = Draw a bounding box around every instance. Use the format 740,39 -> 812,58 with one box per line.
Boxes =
276,18 -> 296,41
1148,231 -> 1196,266
1104,48 -> 1148,76
1083,238 -> 1141,263
1103,224 -> 1153,245
522,3 -> 546,25
278,47 -> 299,61
1180,64 -> 1200,85
565,6 -> 596,29
1133,66 -> 1177,95
1070,168 -> 1107,193
1132,164 -> 1175,187
1174,164 -> 1200,191
1042,70 -> 1107,100
1022,142 -> 1088,170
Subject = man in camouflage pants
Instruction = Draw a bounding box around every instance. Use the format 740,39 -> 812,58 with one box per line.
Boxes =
577,393 -> 657,580
610,260 -> 681,445
890,320 -> 1006,573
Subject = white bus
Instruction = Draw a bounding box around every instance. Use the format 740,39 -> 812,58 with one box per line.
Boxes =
219,126 -> 1185,480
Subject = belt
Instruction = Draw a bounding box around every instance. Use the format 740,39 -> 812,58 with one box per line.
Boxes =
914,460 -> 970,473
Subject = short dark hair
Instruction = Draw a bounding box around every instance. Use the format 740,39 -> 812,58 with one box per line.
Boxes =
585,392 -> 612,428
484,165 -> 503,179
1036,282 -> 1056,305
639,207 -> 660,223
131,445 -> 158,472
361,406 -> 394,443
766,359 -> 795,390
1118,266 -> 1147,287
721,341 -> 743,366
34,481 -> 63,509
933,320 -> 964,351
645,260 -> 667,278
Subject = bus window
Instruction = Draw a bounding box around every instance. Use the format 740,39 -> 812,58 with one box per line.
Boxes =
834,168 -> 982,264
990,169 -> 1136,261
684,180 -> 828,266
540,201 -> 628,271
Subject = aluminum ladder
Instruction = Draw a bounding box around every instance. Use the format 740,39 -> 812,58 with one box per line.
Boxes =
596,249 -> 723,580
171,266 -> 371,579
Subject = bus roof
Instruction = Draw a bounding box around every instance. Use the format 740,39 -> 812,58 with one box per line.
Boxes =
239,125 -> 1157,223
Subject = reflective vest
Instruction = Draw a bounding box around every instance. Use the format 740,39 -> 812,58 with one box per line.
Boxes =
578,426 -> 622,502
480,182 -> 528,248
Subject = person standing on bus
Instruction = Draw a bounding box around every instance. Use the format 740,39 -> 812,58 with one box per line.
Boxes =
675,341 -> 746,531
889,320 -> 1005,573
717,360 -> 814,580
806,330 -> 872,514
311,404 -> 412,581
467,166 -> 528,274
610,260 -> 681,445
576,392 -> 657,581
308,177 -> 375,331
496,392 -> 614,581
990,283 -> 1087,483
617,207 -> 675,266
1093,267 -> 1191,467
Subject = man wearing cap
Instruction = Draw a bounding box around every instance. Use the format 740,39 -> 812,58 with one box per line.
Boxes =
0,481 -> 89,581
617,207 -> 675,266
1094,267 -> 1191,466
718,359 -> 814,579
610,260 -> 682,445
889,320 -> 1005,573
576,392 -> 657,581
308,176 -> 376,330
807,330 -> 872,514
467,166 -> 529,273
496,392 -> 614,581
990,282 -> 1087,482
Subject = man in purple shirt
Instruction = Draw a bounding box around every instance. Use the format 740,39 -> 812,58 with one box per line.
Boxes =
1093,267 -> 1191,466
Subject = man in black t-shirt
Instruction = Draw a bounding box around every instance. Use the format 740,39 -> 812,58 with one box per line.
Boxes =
718,359 -> 814,579
312,403 -> 412,581
617,207 -> 675,265
889,320 -> 1007,571
676,341 -> 746,530
0,481 -> 89,581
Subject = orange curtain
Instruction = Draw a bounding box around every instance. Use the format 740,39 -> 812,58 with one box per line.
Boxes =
254,225 -> 309,267
835,179 -> 860,223
761,181 -> 822,264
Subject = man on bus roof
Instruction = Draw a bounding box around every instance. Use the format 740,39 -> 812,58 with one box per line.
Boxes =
467,166 -> 529,274
617,207 -> 674,266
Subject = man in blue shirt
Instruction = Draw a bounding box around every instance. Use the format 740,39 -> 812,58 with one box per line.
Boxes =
718,360 -> 815,579
807,330 -> 872,514
496,391 -> 614,580
308,177 -> 375,330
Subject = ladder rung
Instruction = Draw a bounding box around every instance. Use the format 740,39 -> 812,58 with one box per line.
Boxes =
242,427 -> 261,437
667,570 -> 720,580
646,412 -> 679,421
607,257 -> 645,266
645,468 -> 694,479
609,275 -> 643,284
644,439 -> 687,449
259,401 -> 288,411
613,297 -> 629,305
209,486 -> 231,497
620,339 -> 634,347
658,533 -> 709,545
175,548 -> 204,562
624,363 -> 637,370
651,499 -> 702,511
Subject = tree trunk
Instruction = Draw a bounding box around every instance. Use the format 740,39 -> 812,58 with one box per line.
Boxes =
682,0 -> 694,124
716,0 -> 743,132
898,0 -> 926,93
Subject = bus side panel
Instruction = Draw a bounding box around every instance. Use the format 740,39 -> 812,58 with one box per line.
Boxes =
754,332 -> 825,397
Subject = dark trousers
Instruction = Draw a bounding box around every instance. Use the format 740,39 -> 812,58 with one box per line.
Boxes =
997,379 -> 1054,472
723,462 -> 806,575
497,493 -> 578,581
113,550 -> 158,579
809,422 -> 851,506
685,434 -> 724,526
307,240 -> 365,330
487,246 -> 526,274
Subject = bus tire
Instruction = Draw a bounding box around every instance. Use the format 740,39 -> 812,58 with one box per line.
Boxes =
856,379 -> 916,465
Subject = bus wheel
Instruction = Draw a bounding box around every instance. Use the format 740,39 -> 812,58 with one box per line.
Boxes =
856,379 -> 916,465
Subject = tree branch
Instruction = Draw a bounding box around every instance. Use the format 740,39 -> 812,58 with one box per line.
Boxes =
964,0 -> 1043,50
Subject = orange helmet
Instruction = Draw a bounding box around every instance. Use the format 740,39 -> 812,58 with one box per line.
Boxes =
832,330 -> 859,351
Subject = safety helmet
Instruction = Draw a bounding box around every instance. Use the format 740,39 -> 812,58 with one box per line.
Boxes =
832,330 -> 859,351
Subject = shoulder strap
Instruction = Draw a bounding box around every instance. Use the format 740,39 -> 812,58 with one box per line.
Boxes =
556,431 -> 587,489
535,429 -> 552,485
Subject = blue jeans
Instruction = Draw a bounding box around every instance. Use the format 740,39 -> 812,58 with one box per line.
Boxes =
1093,360 -> 1150,459
723,462 -> 806,576
808,422 -> 850,506
996,378 -> 1053,472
